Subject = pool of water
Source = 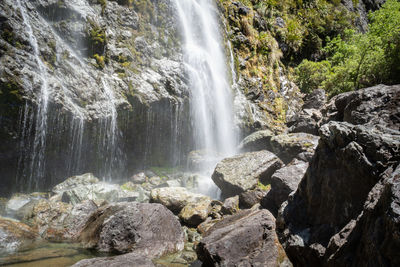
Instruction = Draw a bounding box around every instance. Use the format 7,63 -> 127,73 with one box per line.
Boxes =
0,242 -> 109,267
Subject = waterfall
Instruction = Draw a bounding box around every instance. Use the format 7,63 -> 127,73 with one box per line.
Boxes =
174,0 -> 238,196
174,0 -> 237,156
99,78 -> 122,181
15,0 -> 50,190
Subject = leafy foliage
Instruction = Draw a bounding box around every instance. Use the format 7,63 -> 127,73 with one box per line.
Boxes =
295,0 -> 400,96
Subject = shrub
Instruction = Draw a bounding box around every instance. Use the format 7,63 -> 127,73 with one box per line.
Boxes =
295,0 -> 400,96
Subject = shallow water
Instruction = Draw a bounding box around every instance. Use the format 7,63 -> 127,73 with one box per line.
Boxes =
0,242 -> 107,267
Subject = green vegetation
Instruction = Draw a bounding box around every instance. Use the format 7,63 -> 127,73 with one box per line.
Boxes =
87,19 -> 106,56
257,181 -> 271,191
93,54 -> 105,69
99,0 -> 107,14
87,19 -> 107,68
218,0 -> 357,130
295,0 -> 400,96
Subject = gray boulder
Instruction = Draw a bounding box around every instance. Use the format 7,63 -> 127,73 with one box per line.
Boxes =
287,89 -> 326,135
238,129 -> 274,152
25,199 -> 72,240
212,151 -> 283,197
178,198 -> 212,227
262,159 -> 309,215
302,89 -> 327,110
79,202 -> 184,255
321,84 -> 400,128
239,189 -> 267,209
62,200 -> 98,240
196,207 -> 292,266
238,131 -> 319,163
221,195 -> 239,215
52,173 -> 99,193
324,165 -> 400,266
269,133 -> 319,164
287,108 -> 323,135
53,173 -> 139,205
130,172 -> 147,184
72,254 -> 155,267
5,193 -> 47,219
150,187 -> 210,214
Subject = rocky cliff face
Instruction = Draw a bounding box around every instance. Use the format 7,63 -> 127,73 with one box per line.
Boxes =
0,0 -> 193,195
2,0 -> 297,196
277,84 -> 400,266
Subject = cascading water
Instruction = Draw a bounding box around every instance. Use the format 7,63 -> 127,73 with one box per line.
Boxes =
14,0 -> 125,190
174,0 -> 238,196
99,77 -> 124,181
15,0 -> 50,190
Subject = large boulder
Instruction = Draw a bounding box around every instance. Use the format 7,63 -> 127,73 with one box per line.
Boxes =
196,206 -> 292,266
269,133 -> 319,164
0,217 -> 38,254
321,84 -> 400,127
262,159 -> 309,215
238,129 -> 274,152
302,89 -> 327,110
60,182 -> 138,205
62,200 -> 98,240
27,199 -> 72,240
150,187 -> 210,214
178,198 -> 212,227
287,109 -> 322,135
16,199 -> 97,241
277,121 -> 400,266
238,131 -> 319,164
53,173 -> 138,205
52,173 -> 99,193
324,165 -> 400,266
287,89 -> 326,135
211,151 -> 284,197
72,254 -> 155,267
79,202 -> 184,255
239,189 -> 267,209
221,195 -> 240,215
5,193 -> 48,218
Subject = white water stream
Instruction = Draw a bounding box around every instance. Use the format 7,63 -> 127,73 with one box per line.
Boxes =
174,0 -> 238,196
16,0 -> 50,190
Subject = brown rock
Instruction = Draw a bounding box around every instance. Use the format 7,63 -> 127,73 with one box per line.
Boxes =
196,207 -> 292,266
79,202 -> 184,255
